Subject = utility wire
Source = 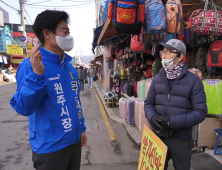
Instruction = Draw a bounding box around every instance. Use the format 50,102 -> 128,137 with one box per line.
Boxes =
0,0 -> 19,11
26,0 -> 50,5
26,3 -> 95,9
73,23 -> 94,36
70,20 -> 95,30
24,6 -> 33,25
26,1 -> 95,7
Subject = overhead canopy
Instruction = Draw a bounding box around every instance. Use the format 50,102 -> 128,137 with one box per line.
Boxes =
92,25 -> 104,53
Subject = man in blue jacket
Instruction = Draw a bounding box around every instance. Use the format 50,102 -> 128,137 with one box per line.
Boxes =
10,10 -> 87,170
144,39 -> 207,170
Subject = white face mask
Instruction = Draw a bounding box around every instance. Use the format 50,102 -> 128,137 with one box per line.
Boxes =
161,57 -> 177,70
50,33 -> 74,52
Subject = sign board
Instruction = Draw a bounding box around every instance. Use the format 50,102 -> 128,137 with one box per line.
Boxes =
10,59 -> 23,64
7,45 -> 23,55
20,42 -> 27,48
138,125 -> 167,170
4,25 -> 12,50
27,52 -> 31,58
27,43 -> 33,51
20,36 -> 26,42
0,28 -> 6,52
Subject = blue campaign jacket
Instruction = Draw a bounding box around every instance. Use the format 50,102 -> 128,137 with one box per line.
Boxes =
144,64 -> 207,136
10,46 -> 86,154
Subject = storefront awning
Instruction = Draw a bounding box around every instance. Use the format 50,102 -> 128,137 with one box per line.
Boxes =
12,32 -> 37,38
92,25 -> 104,53
12,55 -> 24,58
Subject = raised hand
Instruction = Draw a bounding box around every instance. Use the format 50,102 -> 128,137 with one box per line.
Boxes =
30,44 -> 44,75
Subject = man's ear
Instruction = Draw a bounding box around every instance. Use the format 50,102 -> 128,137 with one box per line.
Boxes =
180,54 -> 185,61
43,29 -> 51,40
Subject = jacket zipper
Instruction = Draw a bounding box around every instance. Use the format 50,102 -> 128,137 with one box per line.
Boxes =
60,62 -> 79,143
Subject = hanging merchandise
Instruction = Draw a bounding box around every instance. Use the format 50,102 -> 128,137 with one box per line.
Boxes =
127,83 -> 135,97
195,48 -> 208,73
152,57 -> 162,77
188,68 -> 203,79
130,27 -> 148,53
203,80 -> 222,115
196,36 -> 208,49
166,0 -> 184,35
187,51 -> 196,69
207,40 -> 222,69
145,0 -> 166,36
189,0 -> 222,36
137,81 -> 141,98
108,0 -> 145,35
126,99 -> 135,126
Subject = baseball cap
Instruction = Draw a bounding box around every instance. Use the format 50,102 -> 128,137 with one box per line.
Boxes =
160,39 -> 186,54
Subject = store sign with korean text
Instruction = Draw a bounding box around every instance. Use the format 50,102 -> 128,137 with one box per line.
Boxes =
10,59 -> 23,64
26,43 -> 33,58
138,125 -> 167,170
7,45 -> 23,55
0,28 -> 6,52
4,25 -> 12,50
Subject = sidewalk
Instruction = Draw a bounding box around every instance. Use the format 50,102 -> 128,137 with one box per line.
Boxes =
94,81 -> 142,145
94,80 -> 222,170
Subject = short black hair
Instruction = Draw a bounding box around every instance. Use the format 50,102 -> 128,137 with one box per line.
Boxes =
32,10 -> 69,45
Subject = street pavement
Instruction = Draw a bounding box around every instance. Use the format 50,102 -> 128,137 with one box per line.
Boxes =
0,83 -> 140,170
1,82 -> 222,170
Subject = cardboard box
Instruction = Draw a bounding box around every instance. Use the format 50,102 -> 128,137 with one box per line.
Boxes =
198,117 -> 222,148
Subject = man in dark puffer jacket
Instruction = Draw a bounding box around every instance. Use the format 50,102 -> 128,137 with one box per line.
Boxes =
144,39 -> 207,170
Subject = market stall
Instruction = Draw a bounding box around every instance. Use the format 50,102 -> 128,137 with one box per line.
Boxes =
93,0 -> 222,150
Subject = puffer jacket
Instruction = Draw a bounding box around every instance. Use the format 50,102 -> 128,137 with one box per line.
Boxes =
144,64 -> 207,136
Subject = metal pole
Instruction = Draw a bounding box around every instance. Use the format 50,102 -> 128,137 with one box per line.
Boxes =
19,0 -> 27,59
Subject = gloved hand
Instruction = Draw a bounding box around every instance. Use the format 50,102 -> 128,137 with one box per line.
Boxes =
158,116 -> 171,129
151,115 -> 164,131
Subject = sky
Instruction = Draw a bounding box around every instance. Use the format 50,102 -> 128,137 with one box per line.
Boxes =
0,0 -> 97,64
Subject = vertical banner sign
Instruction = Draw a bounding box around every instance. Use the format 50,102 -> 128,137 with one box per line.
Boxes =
138,125 -> 167,170
26,43 -> 33,58
4,25 -> 12,50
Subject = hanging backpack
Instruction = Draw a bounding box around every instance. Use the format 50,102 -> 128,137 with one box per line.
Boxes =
166,0 -> 184,35
195,48 -> 207,73
208,40 -> 222,69
152,58 -> 162,77
108,0 -> 145,35
130,27 -> 148,53
145,0 -> 166,35
188,51 -> 196,69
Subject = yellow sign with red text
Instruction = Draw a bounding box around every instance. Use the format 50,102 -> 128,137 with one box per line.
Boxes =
138,125 -> 167,170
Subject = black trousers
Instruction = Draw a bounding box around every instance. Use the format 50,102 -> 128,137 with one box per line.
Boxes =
32,141 -> 81,170
160,137 -> 194,170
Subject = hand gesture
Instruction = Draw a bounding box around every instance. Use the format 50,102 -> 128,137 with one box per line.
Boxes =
30,44 -> 44,75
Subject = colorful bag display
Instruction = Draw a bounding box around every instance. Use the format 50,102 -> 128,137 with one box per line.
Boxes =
203,80 -> 222,115
189,9 -> 222,36
145,0 -> 166,34
130,27 -> 148,53
208,40 -> 222,69
166,0 -> 184,34
108,0 -> 145,35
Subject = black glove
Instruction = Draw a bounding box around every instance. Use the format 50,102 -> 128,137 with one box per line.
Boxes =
151,115 -> 164,131
158,116 -> 171,129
